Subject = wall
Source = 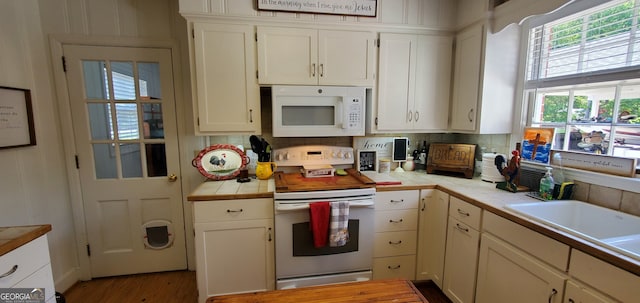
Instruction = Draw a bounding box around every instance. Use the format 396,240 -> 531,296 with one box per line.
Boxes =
0,0 -> 78,293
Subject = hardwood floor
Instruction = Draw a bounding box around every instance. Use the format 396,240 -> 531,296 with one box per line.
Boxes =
62,271 -> 450,303
63,270 -> 197,303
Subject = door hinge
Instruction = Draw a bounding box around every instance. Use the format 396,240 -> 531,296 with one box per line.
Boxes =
86,244 -> 91,257
375,117 -> 378,126
376,39 -> 380,47
61,56 -> 67,72
255,32 -> 258,42
75,155 -> 79,169
256,70 -> 259,79
192,28 -> 195,39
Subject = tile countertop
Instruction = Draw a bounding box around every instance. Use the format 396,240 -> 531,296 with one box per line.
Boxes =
187,171 -> 640,276
0,224 -> 52,257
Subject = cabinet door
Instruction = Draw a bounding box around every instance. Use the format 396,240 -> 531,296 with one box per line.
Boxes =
450,24 -> 482,132
194,219 -> 274,302
564,280 -> 618,303
376,33 -> 415,131
257,27 -> 317,85
476,233 -> 566,303
318,30 -> 376,86
193,23 -> 260,134
416,190 -> 449,287
413,35 -> 452,132
443,218 -> 480,303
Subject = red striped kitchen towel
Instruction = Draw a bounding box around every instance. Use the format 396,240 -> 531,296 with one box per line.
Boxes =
309,202 -> 330,248
329,201 -> 349,247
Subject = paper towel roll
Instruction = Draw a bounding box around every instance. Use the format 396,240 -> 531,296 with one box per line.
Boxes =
481,153 -> 506,183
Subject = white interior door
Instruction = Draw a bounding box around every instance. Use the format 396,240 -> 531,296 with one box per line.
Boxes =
63,45 -> 186,277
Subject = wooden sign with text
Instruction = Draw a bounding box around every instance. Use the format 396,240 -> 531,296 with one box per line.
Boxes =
257,0 -> 377,17
427,143 -> 476,179
550,150 -> 637,177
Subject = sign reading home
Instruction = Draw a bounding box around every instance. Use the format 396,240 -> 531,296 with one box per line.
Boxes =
258,0 -> 377,17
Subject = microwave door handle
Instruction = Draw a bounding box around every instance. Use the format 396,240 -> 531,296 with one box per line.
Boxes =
338,98 -> 347,129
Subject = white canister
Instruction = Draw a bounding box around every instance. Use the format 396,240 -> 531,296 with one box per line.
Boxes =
379,159 -> 391,173
402,156 -> 415,171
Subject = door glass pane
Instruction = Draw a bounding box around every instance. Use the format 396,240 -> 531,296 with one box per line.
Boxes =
83,61 -> 109,100
142,103 -> 164,139
145,144 -> 167,177
93,143 -> 117,179
111,61 -> 136,100
115,103 -> 139,140
88,103 -> 113,140
120,143 -> 142,178
138,62 -> 162,100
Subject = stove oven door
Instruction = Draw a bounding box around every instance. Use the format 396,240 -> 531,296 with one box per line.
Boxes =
274,197 -> 374,289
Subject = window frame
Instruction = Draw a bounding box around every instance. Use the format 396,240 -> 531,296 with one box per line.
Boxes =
514,0 -> 640,188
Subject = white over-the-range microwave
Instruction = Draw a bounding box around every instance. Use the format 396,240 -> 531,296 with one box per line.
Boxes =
271,85 -> 366,137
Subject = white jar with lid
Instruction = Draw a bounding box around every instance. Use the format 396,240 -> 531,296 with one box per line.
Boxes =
379,159 -> 391,173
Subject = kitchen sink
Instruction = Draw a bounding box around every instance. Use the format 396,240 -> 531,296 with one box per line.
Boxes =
505,200 -> 640,261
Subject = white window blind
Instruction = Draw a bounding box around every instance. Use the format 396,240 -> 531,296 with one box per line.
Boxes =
526,0 -> 640,87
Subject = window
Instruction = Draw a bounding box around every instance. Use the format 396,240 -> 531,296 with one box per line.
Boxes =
525,0 -> 640,173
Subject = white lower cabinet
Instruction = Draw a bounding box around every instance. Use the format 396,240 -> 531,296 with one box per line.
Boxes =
415,189 -> 449,287
476,233 -> 566,303
0,234 -> 55,302
373,190 -> 419,280
568,249 -> 639,303
564,280 -> 618,303
193,198 -> 274,303
442,197 -> 481,303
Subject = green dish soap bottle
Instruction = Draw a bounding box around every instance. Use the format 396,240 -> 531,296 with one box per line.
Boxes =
539,167 -> 555,200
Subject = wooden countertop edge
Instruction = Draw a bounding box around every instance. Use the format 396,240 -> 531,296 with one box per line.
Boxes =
188,192 -> 274,201
439,186 -> 640,276
0,224 -> 52,257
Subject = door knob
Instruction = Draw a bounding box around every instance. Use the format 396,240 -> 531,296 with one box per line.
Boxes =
168,174 -> 178,182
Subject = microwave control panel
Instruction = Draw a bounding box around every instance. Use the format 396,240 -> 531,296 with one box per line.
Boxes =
346,98 -> 363,129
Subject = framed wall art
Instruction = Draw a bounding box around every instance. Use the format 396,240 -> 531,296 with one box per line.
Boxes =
257,0 -> 377,17
0,86 -> 36,149
357,149 -> 377,172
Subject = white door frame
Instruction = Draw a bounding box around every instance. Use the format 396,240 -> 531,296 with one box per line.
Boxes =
48,35 -> 197,281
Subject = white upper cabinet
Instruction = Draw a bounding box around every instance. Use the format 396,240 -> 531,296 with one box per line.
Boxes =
192,23 -> 261,135
373,33 -> 452,133
449,22 -> 519,134
257,27 -> 376,86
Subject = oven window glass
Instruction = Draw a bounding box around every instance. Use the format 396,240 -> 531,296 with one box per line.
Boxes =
282,105 -> 335,126
292,220 -> 359,256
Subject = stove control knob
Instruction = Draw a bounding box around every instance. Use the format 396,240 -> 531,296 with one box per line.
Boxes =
276,153 -> 284,161
336,151 -> 344,159
331,151 -> 337,158
285,153 -> 291,160
344,152 -> 352,159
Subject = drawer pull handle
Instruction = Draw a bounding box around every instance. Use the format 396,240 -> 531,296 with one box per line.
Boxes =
457,208 -> 470,217
548,288 -> 557,303
390,199 -> 404,203
387,265 -> 401,270
389,219 -> 403,223
0,265 -> 18,279
456,223 -> 469,233
388,240 -> 402,245
227,209 -> 243,213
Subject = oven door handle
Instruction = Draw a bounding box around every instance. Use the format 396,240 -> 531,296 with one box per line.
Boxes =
276,200 -> 374,211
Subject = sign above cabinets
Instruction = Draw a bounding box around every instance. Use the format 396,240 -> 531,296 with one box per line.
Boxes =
257,0 -> 377,17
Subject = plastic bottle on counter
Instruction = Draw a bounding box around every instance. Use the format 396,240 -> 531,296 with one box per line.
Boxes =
539,167 -> 555,200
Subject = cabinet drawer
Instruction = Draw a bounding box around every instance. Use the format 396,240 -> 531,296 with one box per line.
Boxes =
570,249 -> 640,303
374,231 -> 417,257
13,263 -> 55,302
375,190 -> 419,210
193,198 -> 273,223
449,196 -> 481,230
0,235 -> 50,288
373,255 -> 416,280
375,209 -> 418,232
483,212 -> 569,271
